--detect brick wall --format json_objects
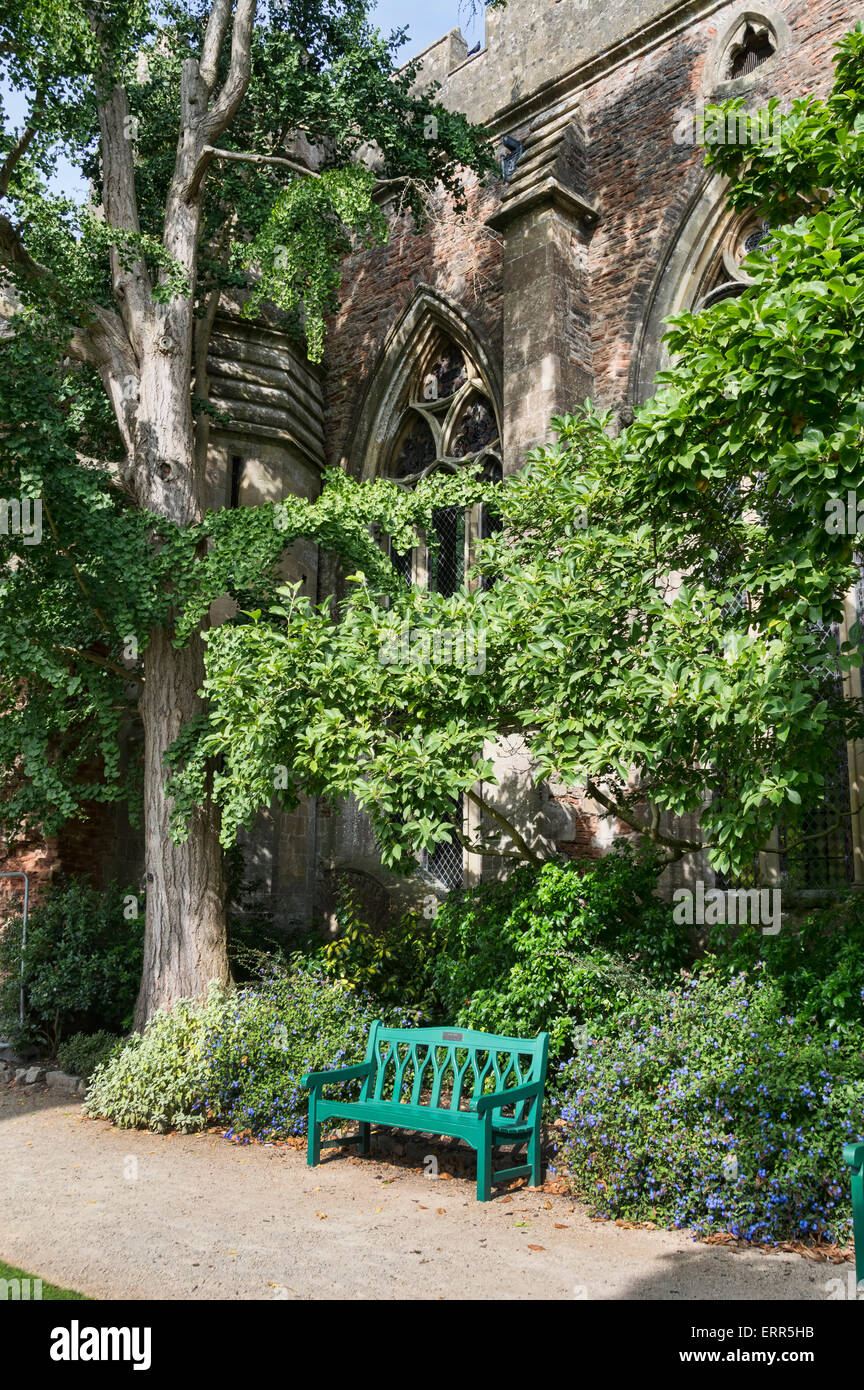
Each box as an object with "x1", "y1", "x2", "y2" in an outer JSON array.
[
  {"x1": 581, "y1": 0, "x2": 855, "y2": 412},
  {"x1": 323, "y1": 175, "x2": 505, "y2": 474}
]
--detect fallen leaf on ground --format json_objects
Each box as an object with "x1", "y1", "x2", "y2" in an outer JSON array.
[{"x1": 527, "y1": 1245, "x2": 546, "y2": 1251}]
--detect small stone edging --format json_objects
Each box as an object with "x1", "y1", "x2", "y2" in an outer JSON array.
[{"x1": 0, "y1": 1045, "x2": 87, "y2": 1097}]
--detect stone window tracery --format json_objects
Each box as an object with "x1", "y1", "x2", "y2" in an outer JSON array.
[
  {"x1": 695, "y1": 216, "x2": 772, "y2": 311},
  {"x1": 387, "y1": 343, "x2": 502, "y2": 491},
  {"x1": 382, "y1": 334, "x2": 502, "y2": 891}
]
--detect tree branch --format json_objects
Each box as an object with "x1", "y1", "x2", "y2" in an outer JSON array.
[
  {"x1": 53, "y1": 646, "x2": 143, "y2": 683},
  {"x1": 199, "y1": 0, "x2": 234, "y2": 94},
  {"x1": 0, "y1": 213, "x2": 51, "y2": 284},
  {"x1": 0, "y1": 107, "x2": 42, "y2": 199},
  {"x1": 96, "y1": 84, "x2": 152, "y2": 349},
  {"x1": 199, "y1": 0, "x2": 258, "y2": 144},
  {"x1": 584, "y1": 777, "x2": 708, "y2": 857},
  {"x1": 464, "y1": 785, "x2": 544, "y2": 864},
  {"x1": 201, "y1": 144, "x2": 320, "y2": 177}
]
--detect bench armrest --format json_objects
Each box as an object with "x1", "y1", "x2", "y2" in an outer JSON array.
[
  {"x1": 301, "y1": 1061, "x2": 375, "y2": 1091},
  {"x1": 473, "y1": 1078, "x2": 544, "y2": 1116},
  {"x1": 843, "y1": 1141, "x2": 864, "y2": 1174}
]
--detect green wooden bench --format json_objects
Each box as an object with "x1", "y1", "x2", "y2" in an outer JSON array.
[
  {"x1": 844, "y1": 1141, "x2": 864, "y2": 1291},
  {"x1": 301, "y1": 1022, "x2": 549, "y2": 1202}
]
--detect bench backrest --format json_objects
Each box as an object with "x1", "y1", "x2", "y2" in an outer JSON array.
[{"x1": 361, "y1": 1022, "x2": 548, "y2": 1120}]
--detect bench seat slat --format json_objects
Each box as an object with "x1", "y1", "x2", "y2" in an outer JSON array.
[{"x1": 316, "y1": 1098, "x2": 534, "y2": 1140}]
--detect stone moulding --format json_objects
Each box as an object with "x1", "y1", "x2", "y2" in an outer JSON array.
[
  {"x1": 342, "y1": 284, "x2": 503, "y2": 483},
  {"x1": 486, "y1": 175, "x2": 599, "y2": 235}
]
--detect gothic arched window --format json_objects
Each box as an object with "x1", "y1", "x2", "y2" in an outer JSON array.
[
  {"x1": 385, "y1": 337, "x2": 502, "y2": 595},
  {"x1": 694, "y1": 216, "x2": 772, "y2": 311},
  {"x1": 383, "y1": 336, "x2": 502, "y2": 890},
  {"x1": 726, "y1": 22, "x2": 776, "y2": 80}
]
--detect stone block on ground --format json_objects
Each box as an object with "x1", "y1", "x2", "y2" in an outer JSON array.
[{"x1": 46, "y1": 1070, "x2": 81, "y2": 1094}]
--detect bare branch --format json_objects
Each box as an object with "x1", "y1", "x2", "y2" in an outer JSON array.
[
  {"x1": 199, "y1": 0, "x2": 234, "y2": 94},
  {"x1": 202, "y1": 144, "x2": 320, "y2": 177},
  {"x1": 0, "y1": 214, "x2": 138, "y2": 434},
  {"x1": 54, "y1": 646, "x2": 143, "y2": 683},
  {"x1": 0, "y1": 92, "x2": 43, "y2": 198},
  {"x1": 0, "y1": 213, "x2": 52, "y2": 284},
  {"x1": 584, "y1": 777, "x2": 707, "y2": 857},
  {"x1": 96, "y1": 84, "x2": 152, "y2": 349},
  {"x1": 200, "y1": 0, "x2": 258, "y2": 144},
  {"x1": 464, "y1": 786, "x2": 545, "y2": 864}
]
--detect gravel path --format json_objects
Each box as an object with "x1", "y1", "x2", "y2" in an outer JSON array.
[{"x1": 0, "y1": 1087, "x2": 843, "y2": 1301}]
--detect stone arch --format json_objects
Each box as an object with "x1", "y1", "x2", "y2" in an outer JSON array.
[
  {"x1": 341, "y1": 284, "x2": 503, "y2": 482},
  {"x1": 628, "y1": 171, "x2": 769, "y2": 405},
  {"x1": 701, "y1": 5, "x2": 791, "y2": 98}
]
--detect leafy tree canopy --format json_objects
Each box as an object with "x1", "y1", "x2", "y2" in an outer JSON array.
[
  {"x1": 174, "y1": 29, "x2": 864, "y2": 880},
  {"x1": 0, "y1": 0, "x2": 497, "y2": 837}
]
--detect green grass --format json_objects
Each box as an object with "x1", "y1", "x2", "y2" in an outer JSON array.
[{"x1": 0, "y1": 1258, "x2": 90, "y2": 1300}]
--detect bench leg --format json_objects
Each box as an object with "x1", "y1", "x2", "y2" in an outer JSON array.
[
  {"x1": 529, "y1": 1124, "x2": 543, "y2": 1188},
  {"x1": 359, "y1": 1122, "x2": 371, "y2": 1157},
  {"x1": 307, "y1": 1094, "x2": 321, "y2": 1167},
  {"x1": 853, "y1": 1170, "x2": 864, "y2": 1290},
  {"x1": 477, "y1": 1126, "x2": 492, "y2": 1202}
]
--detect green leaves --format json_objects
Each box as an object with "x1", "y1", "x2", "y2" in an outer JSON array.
[
  {"x1": 192, "y1": 31, "x2": 864, "y2": 879},
  {"x1": 237, "y1": 165, "x2": 387, "y2": 361}
]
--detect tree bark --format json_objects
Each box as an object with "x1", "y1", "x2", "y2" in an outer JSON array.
[
  {"x1": 135, "y1": 627, "x2": 229, "y2": 1026},
  {"x1": 127, "y1": 20, "x2": 258, "y2": 1023}
]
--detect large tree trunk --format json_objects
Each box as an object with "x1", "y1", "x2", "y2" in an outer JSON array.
[
  {"x1": 132, "y1": 223, "x2": 231, "y2": 1025},
  {"x1": 97, "y1": 25, "x2": 258, "y2": 1025},
  {"x1": 135, "y1": 627, "x2": 229, "y2": 1026}
]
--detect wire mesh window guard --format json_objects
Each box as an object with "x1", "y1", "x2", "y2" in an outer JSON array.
[
  {"x1": 777, "y1": 754, "x2": 854, "y2": 889},
  {"x1": 777, "y1": 622, "x2": 855, "y2": 889},
  {"x1": 427, "y1": 505, "x2": 466, "y2": 597},
  {"x1": 713, "y1": 612, "x2": 856, "y2": 890},
  {"x1": 423, "y1": 794, "x2": 465, "y2": 891}
]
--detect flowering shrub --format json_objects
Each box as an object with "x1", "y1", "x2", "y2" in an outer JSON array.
[
  {"x1": 85, "y1": 966, "x2": 409, "y2": 1141},
  {"x1": 199, "y1": 963, "x2": 410, "y2": 1142},
  {"x1": 85, "y1": 986, "x2": 229, "y2": 1132},
  {"x1": 555, "y1": 965, "x2": 864, "y2": 1244}
]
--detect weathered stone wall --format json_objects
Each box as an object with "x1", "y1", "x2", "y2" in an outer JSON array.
[
  {"x1": 318, "y1": 0, "x2": 864, "y2": 897},
  {"x1": 581, "y1": 0, "x2": 853, "y2": 413}
]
